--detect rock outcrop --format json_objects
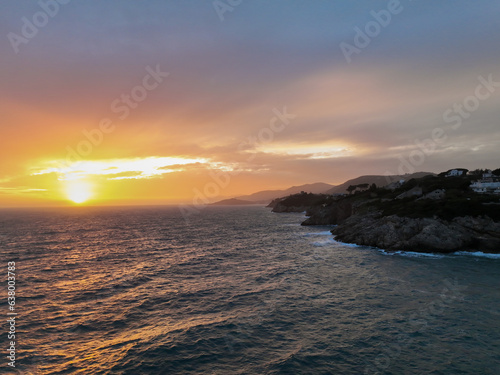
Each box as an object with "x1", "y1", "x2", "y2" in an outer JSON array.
[
  {"x1": 269, "y1": 193, "x2": 331, "y2": 213},
  {"x1": 331, "y1": 213, "x2": 500, "y2": 253},
  {"x1": 270, "y1": 172, "x2": 500, "y2": 253},
  {"x1": 301, "y1": 200, "x2": 353, "y2": 225},
  {"x1": 395, "y1": 186, "x2": 423, "y2": 200}
]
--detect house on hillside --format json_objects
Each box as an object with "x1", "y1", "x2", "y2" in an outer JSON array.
[
  {"x1": 445, "y1": 168, "x2": 468, "y2": 177},
  {"x1": 385, "y1": 179, "x2": 405, "y2": 191},
  {"x1": 470, "y1": 180, "x2": 500, "y2": 194},
  {"x1": 482, "y1": 170, "x2": 494, "y2": 180}
]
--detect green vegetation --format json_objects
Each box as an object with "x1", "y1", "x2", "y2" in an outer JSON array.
[
  {"x1": 276, "y1": 169, "x2": 500, "y2": 222},
  {"x1": 376, "y1": 194, "x2": 500, "y2": 221},
  {"x1": 276, "y1": 192, "x2": 332, "y2": 207},
  {"x1": 346, "y1": 183, "x2": 369, "y2": 194},
  {"x1": 405, "y1": 175, "x2": 471, "y2": 194},
  {"x1": 364, "y1": 174, "x2": 500, "y2": 221}
]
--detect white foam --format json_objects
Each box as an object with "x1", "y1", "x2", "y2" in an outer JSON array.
[
  {"x1": 307, "y1": 237, "x2": 500, "y2": 259},
  {"x1": 330, "y1": 236, "x2": 364, "y2": 248},
  {"x1": 453, "y1": 251, "x2": 500, "y2": 259},
  {"x1": 311, "y1": 238, "x2": 337, "y2": 247},
  {"x1": 341, "y1": 242, "x2": 365, "y2": 248},
  {"x1": 303, "y1": 231, "x2": 333, "y2": 237},
  {"x1": 376, "y1": 249, "x2": 500, "y2": 259},
  {"x1": 378, "y1": 250, "x2": 446, "y2": 259}
]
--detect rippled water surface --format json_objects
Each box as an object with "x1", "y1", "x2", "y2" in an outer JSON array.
[{"x1": 0, "y1": 206, "x2": 499, "y2": 374}]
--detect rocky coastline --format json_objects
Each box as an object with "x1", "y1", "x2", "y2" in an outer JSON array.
[
  {"x1": 270, "y1": 172, "x2": 500, "y2": 253},
  {"x1": 331, "y1": 213, "x2": 500, "y2": 253}
]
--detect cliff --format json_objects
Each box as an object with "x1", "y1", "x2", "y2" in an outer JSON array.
[
  {"x1": 268, "y1": 192, "x2": 332, "y2": 213},
  {"x1": 301, "y1": 198, "x2": 355, "y2": 225},
  {"x1": 271, "y1": 173, "x2": 500, "y2": 253},
  {"x1": 331, "y1": 214, "x2": 500, "y2": 253}
]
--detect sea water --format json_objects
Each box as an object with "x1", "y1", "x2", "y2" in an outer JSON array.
[{"x1": 0, "y1": 206, "x2": 499, "y2": 374}]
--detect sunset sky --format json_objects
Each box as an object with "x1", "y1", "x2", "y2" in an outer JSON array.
[{"x1": 1, "y1": 1, "x2": 500, "y2": 206}]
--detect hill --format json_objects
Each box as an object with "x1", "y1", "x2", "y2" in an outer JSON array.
[
  {"x1": 325, "y1": 172, "x2": 435, "y2": 195},
  {"x1": 209, "y1": 198, "x2": 257, "y2": 206},
  {"x1": 230, "y1": 174, "x2": 435, "y2": 204},
  {"x1": 236, "y1": 182, "x2": 335, "y2": 203}
]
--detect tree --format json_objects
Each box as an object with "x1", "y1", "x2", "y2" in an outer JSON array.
[
  {"x1": 347, "y1": 185, "x2": 356, "y2": 195},
  {"x1": 469, "y1": 168, "x2": 486, "y2": 177}
]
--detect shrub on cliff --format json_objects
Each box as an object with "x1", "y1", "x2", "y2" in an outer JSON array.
[{"x1": 276, "y1": 193, "x2": 331, "y2": 208}]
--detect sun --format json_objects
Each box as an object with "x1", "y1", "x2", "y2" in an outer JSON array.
[{"x1": 66, "y1": 180, "x2": 93, "y2": 204}]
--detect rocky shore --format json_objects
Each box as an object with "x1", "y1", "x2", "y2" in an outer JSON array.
[
  {"x1": 331, "y1": 213, "x2": 500, "y2": 253},
  {"x1": 270, "y1": 172, "x2": 500, "y2": 253}
]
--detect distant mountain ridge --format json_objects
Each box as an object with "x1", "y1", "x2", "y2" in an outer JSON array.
[
  {"x1": 325, "y1": 172, "x2": 435, "y2": 195},
  {"x1": 235, "y1": 182, "x2": 335, "y2": 203},
  {"x1": 209, "y1": 198, "x2": 256, "y2": 206},
  {"x1": 211, "y1": 172, "x2": 436, "y2": 205}
]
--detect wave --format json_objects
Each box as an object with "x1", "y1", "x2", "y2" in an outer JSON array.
[
  {"x1": 329, "y1": 236, "x2": 365, "y2": 248},
  {"x1": 303, "y1": 231, "x2": 333, "y2": 237},
  {"x1": 5, "y1": 205, "x2": 500, "y2": 374},
  {"x1": 453, "y1": 251, "x2": 500, "y2": 259},
  {"x1": 379, "y1": 250, "x2": 500, "y2": 259},
  {"x1": 377, "y1": 249, "x2": 500, "y2": 259},
  {"x1": 311, "y1": 238, "x2": 337, "y2": 247},
  {"x1": 378, "y1": 250, "x2": 446, "y2": 259}
]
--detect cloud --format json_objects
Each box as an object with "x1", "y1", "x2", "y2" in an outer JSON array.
[
  {"x1": 0, "y1": 187, "x2": 47, "y2": 194},
  {"x1": 31, "y1": 157, "x2": 211, "y2": 181},
  {"x1": 1, "y1": 1, "x2": 500, "y2": 205}
]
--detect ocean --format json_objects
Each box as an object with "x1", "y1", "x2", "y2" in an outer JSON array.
[{"x1": 1, "y1": 205, "x2": 499, "y2": 374}]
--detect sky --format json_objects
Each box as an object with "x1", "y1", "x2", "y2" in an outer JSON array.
[{"x1": 1, "y1": 0, "x2": 500, "y2": 206}]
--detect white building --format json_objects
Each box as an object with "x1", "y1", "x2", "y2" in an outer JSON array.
[
  {"x1": 482, "y1": 170, "x2": 494, "y2": 180},
  {"x1": 385, "y1": 179, "x2": 406, "y2": 191},
  {"x1": 470, "y1": 181, "x2": 500, "y2": 194},
  {"x1": 446, "y1": 169, "x2": 466, "y2": 177}
]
